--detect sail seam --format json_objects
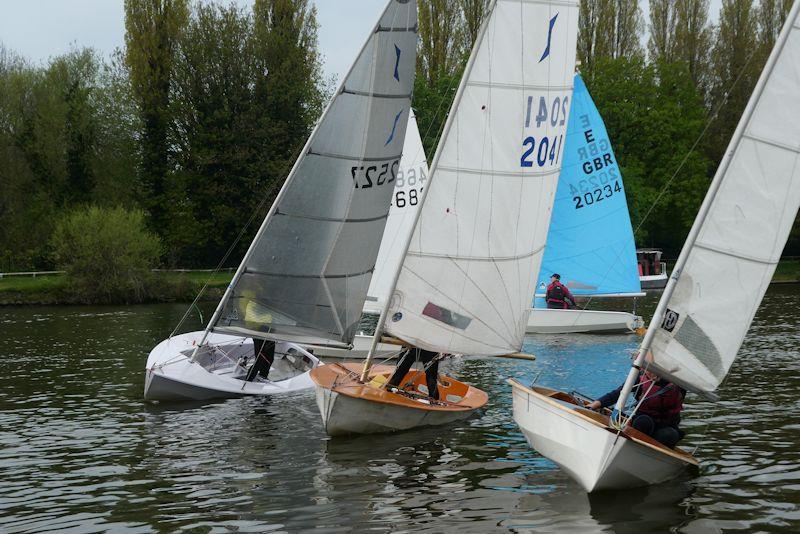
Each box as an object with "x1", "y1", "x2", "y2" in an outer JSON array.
[
  {"x1": 693, "y1": 242, "x2": 779, "y2": 265},
  {"x1": 376, "y1": 25, "x2": 418, "y2": 32},
  {"x1": 275, "y1": 209, "x2": 389, "y2": 224},
  {"x1": 406, "y1": 246, "x2": 543, "y2": 262},
  {"x1": 307, "y1": 150, "x2": 403, "y2": 162},
  {"x1": 467, "y1": 81, "x2": 573, "y2": 91},
  {"x1": 244, "y1": 267, "x2": 375, "y2": 279},
  {"x1": 742, "y1": 132, "x2": 800, "y2": 153},
  {"x1": 499, "y1": 0, "x2": 577, "y2": 7},
  {"x1": 342, "y1": 88, "x2": 413, "y2": 99},
  {"x1": 437, "y1": 165, "x2": 561, "y2": 177}
]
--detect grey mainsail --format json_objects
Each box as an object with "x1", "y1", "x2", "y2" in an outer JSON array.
[{"x1": 211, "y1": 0, "x2": 418, "y2": 347}]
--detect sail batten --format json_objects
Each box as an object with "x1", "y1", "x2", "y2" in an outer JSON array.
[
  {"x1": 641, "y1": 1, "x2": 800, "y2": 395},
  {"x1": 210, "y1": 0, "x2": 418, "y2": 346},
  {"x1": 385, "y1": 0, "x2": 580, "y2": 356}
]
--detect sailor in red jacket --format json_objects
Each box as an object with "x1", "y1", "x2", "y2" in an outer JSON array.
[
  {"x1": 588, "y1": 367, "x2": 686, "y2": 448},
  {"x1": 545, "y1": 273, "x2": 576, "y2": 309}
]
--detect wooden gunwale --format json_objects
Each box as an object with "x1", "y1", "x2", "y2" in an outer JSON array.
[
  {"x1": 508, "y1": 378, "x2": 699, "y2": 466},
  {"x1": 311, "y1": 363, "x2": 488, "y2": 412}
]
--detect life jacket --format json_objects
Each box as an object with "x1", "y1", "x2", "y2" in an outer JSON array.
[
  {"x1": 546, "y1": 282, "x2": 568, "y2": 307},
  {"x1": 635, "y1": 374, "x2": 684, "y2": 426}
]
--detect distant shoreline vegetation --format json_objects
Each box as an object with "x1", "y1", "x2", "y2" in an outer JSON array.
[
  {"x1": 2, "y1": 260, "x2": 799, "y2": 307},
  {"x1": 2, "y1": 1, "x2": 799, "y2": 285}
]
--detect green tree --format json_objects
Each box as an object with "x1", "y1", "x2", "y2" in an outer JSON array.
[
  {"x1": 51, "y1": 206, "x2": 162, "y2": 303},
  {"x1": 586, "y1": 58, "x2": 712, "y2": 253},
  {"x1": 124, "y1": 0, "x2": 189, "y2": 234},
  {"x1": 458, "y1": 0, "x2": 489, "y2": 52},
  {"x1": 708, "y1": 0, "x2": 760, "y2": 165},
  {"x1": 757, "y1": 0, "x2": 793, "y2": 53},
  {"x1": 648, "y1": 0, "x2": 678, "y2": 63},
  {"x1": 674, "y1": 0, "x2": 713, "y2": 93},
  {"x1": 418, "y1": 0, "x2": 464, "y2": 86},
  {"x1": 579, "y1": 0, "x2": 644, "y2": 77}
]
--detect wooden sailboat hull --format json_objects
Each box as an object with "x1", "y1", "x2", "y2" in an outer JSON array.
[
  {"x1": 525, "y1": 308, "x2": 644, "y2": 334},
  {"x1": 311, "y1": 363, "x2": 487, "y2": 436},
  {"x1": 144, "y1": 332, "x2": 320, "y2": 401},
  {"x1": 509, "y1": 379, "x2": 698, "y2": 492}
]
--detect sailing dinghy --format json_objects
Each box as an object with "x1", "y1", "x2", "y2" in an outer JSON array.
[
  {"x1": 144, "y1": 0, "x2": 419, "y2": 401},
  {"x1": 312, "y1": 111, "x2": 429, "y2": 361},
  {"x1": 528, "y1": 74, "x2": 644, "y2": 334},
  {"x1": 511, "y1": 0, "x2": 800, "y2": 491},
  {"x1": 312, "y1": 0, "x2": 581, "y2": 435}
]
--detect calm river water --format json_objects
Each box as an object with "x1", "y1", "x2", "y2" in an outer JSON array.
[{"x1": 1, "y1": 287, "x2": 799, "y2": 532}]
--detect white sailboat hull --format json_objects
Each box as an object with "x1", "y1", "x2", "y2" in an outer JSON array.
[
  {"x1": 308, "y1": 334, "x2": 402, "y2": 360},
  {"x1": 509, "y1": 380, "x2": 697, "y2": 492},
  {"x1": 639, "y1": 273, "x2": 668, "y2": 289},
  {"x1": 315, "y1": 385, "x2": 475, "y2": 437},
  {"x1": 525, "y1": 308, "x2": 643, "y2": 334},
  {"x1": 144, "y1": 332, "x2": 320, "y2": 401}
]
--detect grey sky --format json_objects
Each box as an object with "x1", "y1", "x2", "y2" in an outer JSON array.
[{"x1": 0, "y1": 0, "x2": 726, "y2": 81}]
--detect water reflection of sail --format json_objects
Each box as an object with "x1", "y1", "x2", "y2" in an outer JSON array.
[{"x1": 527, "y1": 74, "x2": 644, "y2": 334}]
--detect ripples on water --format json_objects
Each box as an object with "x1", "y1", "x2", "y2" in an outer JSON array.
[{"x1": 0, "y1": 288, "x2": 798, "y2": 532}]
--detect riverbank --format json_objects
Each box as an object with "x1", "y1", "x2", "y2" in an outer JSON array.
[
  {"x1": 3, "y1": 260, "x2": 800, "y2": 306},
  {"x1": 0, "y1": 271, "x2": 230, "y2": 306}
]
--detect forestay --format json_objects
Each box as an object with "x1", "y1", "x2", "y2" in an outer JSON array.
[
  {"x1": 535, "y1": 74, "x2": 641, "y2": 302},
  {"x1": 213, "y1": 0, "x2": 418, "y2": 347},
  {"x1": 365, "y1": 111, "x2": 429, "y2": 310},
  {"x1": 646, "y1": 2, "x2": 800, "y2": 394},
  {"x1": 386, "y1": 0, "x2": 579, "y2": 355}
]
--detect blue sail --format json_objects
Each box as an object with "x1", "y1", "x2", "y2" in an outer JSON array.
[{"x1": 535, "y1": 74, "x2": 641, "y2": 303}]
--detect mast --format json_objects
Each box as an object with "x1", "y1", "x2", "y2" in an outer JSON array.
[
  {"x1": 191, "y1": 0, "x2": 406, "y2": 360},
  {"x1": 359, "y1": 0, "x2": 498, "y2": 381},
  {"x1": 611, "y1": 0, "x2": 800, "y2": 423}
]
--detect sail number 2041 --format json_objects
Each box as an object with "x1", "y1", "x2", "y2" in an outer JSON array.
[{"x1": 520, "y1": 95, "x2": 569, "y2": 168}]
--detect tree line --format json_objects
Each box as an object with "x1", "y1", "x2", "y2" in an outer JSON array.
[
  {"x1": 0, "y1": 0, "x2": 326, "y2": 271},
  {"x1": 1, "y1": 0, "x2": 798, "y2": 275},
  {"x1": 412, "y1": 0, "x2": 799, "y2": 255}
]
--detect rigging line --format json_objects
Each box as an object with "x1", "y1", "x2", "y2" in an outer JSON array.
[{"x1": 554, "y1": 41, "x2": 764, "y2": 326}]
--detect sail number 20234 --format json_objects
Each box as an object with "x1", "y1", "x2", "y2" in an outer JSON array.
[{"x1": 520, "y1": 95, "x2": 569, "y2": 168}]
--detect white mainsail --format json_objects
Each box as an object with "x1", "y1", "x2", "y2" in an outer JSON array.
[
  {"x1": 210, "y1": 0, "x2": 418, "y2": 347},
  {"x1": 636, "y1": 1, "x2": 800, "y2": 395},
  {"x1": 384, "y1": 0, "x2": 580, "y2": 355},
  {"x1": 365, "y1": 111, "x2": 429, "y2": 312}
]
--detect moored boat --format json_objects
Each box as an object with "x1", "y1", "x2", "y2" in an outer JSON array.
[{"x1": 526, "y1": 308, "x2": 643, "y2": 334}]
